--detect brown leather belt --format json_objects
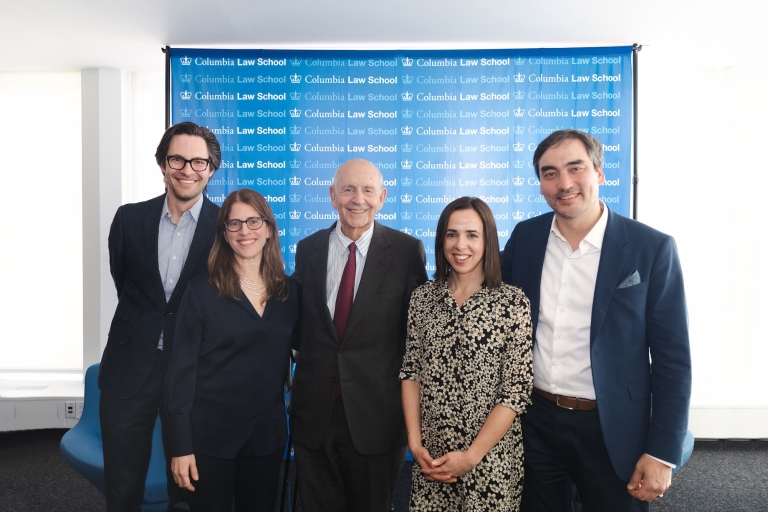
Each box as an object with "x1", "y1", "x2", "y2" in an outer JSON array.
[{"x1": 533, "y1": 387, "x2": 597, "y2": 411}]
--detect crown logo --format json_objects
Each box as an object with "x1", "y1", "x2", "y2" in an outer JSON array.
[
  {"x1": 401, "y1": 176, "x2": 412, "y2": 186},
  {"x1": 290, "y1": 142, "x2": 301, "y2": 152},
  {"x1": 402, "y1": 57, "x2": 413, "y2": 67},
  {"x1": 180, "y1": 56, "x2": 192, "y2": 65},
  {"x1": 401, "y1": 75, "x2": 413, "y2": 84},
  {"x1": 401, "y1": 210, "x2": 412, "y2": 220},
  {"x1": 512, "y1": 210, "x2": 524, "y2": 220},
  {"x1": 180, "y1": 74, "x2": 192, "y2": 83},
  {"x1": 290, "y1": 159, "x2": 301, "y2": 168},
  {"x1": 180, "y1": 90, "x2": 192, "y2": 100},
  {"x1": 289, "y1": 176, "x2": 301, "y2": 185},
  {"x1": 512, "y1": 193, "x2": 524, "y2": 202},
  {"x1": 401, "y1": 227, "x2": 412, "y2": 235},
  {"x1": 401, "y1": 109, "x2": 413, "y2": 118},
  {"x1": 400, "y1": 193, "x2": 412, "y2": 203},
  {"x1": 401, "y1": 91, "x2": 413, "y2": 101},
  {"x1": 180, "y1": 108, "x2": 191, "y2": 118},
  {"x1": 514, "y1": 125, "x2": 524, "y2": 135},
  {"x1": 290, "y1": 58, "x2": 302, "y2": 66},
  {"x1": 513, "y1": 107, "x2": 524, "y2": 117},
  {"x1": 290, "y1": 226, "x2": 301, "y2": 236},
  {"x1": 289, "y1": 210, "x2": 301, "y2": 220},
  {"x1": 289, "y1": 244, "x2": 297, "y2": 253},
  {"x1": 290, "y1": 73, "x2": 302, "y2": 84},
  {"x1": 401, "y1": 143, "x2": 413, "y2": 152},
  {"x1": 512, "y1": 175, "x2": 524, "y2": 185},
  {"x1": 514, "y1": 57, "x2": 525, "y2": 65},
  {"x1": 401, "y1": 125, "x2": 413, "y2": 135},
  {"x1": 513, "y1": 142, "x2": 524, "y2": 152},
  {"x1": 290, "y1": 125, "x2": 301, "y2": 135},
  {"x1": 401, "y1": 159, "x2": 413, "y2": 170},
  {"x1": 512, "y1": 159, "x2": 524, "y2": 169},
  {"x1": 513, "y1": 90, "x2": 525, "y2": 100},
  {"x1": 513, "y1": 73, "x2": 525, "y2": 82},
  {"x1": 290, "y1": 193, "x2": 301, "y2": 202},
  {"x1": 290, "y1": 108, "x2": 301, "y2": 118},
  {"x1": 290, "y1": 91, "x2": 301, "y2": 100}
]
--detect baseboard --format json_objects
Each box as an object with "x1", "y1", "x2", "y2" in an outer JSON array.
[
  {"x1": 687, "y1": 406, "x2": 768, "y2": 440},
  {"x1": 0, "y1": 398, "x2": 81, "y2": 432}
]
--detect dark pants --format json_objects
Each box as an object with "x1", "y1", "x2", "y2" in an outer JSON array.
[
  {"x1": 100, "y1": 350, "x2": 186, "y2": 512},
  {"x1": 189, "y1": 446, "x2": 284, "y2": 512},
  {"x1": 521, "y1": 391, "x2": 649, "y2": 512},
  {"x1": 294, "y1": 397, "x2": 406, "y2": 512}
]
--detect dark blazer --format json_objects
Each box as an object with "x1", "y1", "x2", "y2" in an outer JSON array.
[
  {"x1": 99, "y1": 194, "x2": 219, "y2": 399},
  {"x1": 165, "y1": 276, "x2": 298, "y2": 459},
  {"x1": 501, "y1": 209, "x2": 691, "y2": 482},
  {"x1": 290, "y1": 221, "x2": 428, "y2": 455}
]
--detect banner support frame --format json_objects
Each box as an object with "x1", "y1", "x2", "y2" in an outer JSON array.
[
  {"x1": 162, "y1": 46, "x2": 171, "y2": 129},
  {"x1": 632, "y1": 44, "x2": 642, "y2": 220}
]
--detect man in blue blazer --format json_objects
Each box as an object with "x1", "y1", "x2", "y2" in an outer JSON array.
[
  {"x1": 98, "y1": 122, "x2": 221, "y2": 511},
  {"x1": 501, "y1": 130, "x2": 691, "y2": 511}
]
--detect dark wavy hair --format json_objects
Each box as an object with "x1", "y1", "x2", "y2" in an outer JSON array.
[
  {"x1": 155, "y1": 121, "x2": 222, "y2": 171},
  {"x1": 208, "y1": 189, "x2": 289, "y2": 302},
  {"x1": 434, "y1": 196, "x2": 501, "y2": 289}
]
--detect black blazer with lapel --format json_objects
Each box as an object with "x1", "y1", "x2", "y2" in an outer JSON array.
[
  {"x1": 165, "y1": 276, "x2": 299, "y2": 459},
  {"x1": 99, "y1": 194, "x2": 219, "y2": 399},
  {"x1": 290, "y1": 222, "x2": 428, "y2": 455},
  {"x1": 501, "y1": 209, "x2": 692, "y2": 481}
]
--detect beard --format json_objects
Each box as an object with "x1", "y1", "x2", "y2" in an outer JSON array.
[{"x1": 164, "y1": 170, "x2": 204, "y2": 202}]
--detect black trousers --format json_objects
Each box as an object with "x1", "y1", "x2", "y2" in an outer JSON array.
[
  {"x1": 100, "y1": 350, "x2": 186, "y2": 512},
  {"x1": 294, "y1": 397, "x2": 406, "y2": 512},
  {"x1": 521, "y1": 392, "x2": 649, "y2": 512},
  {"x1": 189, "y1": 446, "x2": 284, "y2": 512}
]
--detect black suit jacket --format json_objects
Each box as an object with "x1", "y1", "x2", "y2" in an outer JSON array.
[
  {"x1": 99, "y1": 194, "x2": 219, "y2": 399},
  {"x1": 165, "y1": 276, "x2": 299, "y2": 459},
  {"x1": 290, "y1": 222, "x2": 428, "y2": 455}
]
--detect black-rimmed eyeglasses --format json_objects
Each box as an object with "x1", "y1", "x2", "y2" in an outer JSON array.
[
  {"x1": 224, "y1": 217, "x2": 267, "y2": 232},
  {"x1": 166, "y1": 156, "x2": 211, "y2": 172}
]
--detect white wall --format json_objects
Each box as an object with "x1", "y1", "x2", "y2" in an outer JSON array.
[{"x1": 0, "y1": 73, "x2": 83, "y2": 371}]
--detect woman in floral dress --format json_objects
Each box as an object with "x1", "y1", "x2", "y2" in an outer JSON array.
[{"x1": 400, "y1": 197, "x2": 533, "y2": 511}]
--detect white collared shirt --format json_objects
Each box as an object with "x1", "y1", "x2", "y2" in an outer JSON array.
[
  {"x1": 326, "y1": 222, "x2": 374, "y2": 319},
  {"x1": 533, "y1": 203, "x2": 608, "y2": 399}
]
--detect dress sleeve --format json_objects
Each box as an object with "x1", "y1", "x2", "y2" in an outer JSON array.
[
  {"x1": 496, "y1": 287, "x2": 534, "y2": 415},
  {"x1": 164, "y1": 283, "x2": 205, "y2": 457},
  {"x1": 399, "y1": 287, "x2": 423, "y2": 382}
]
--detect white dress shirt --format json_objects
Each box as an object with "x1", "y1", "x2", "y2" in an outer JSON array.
[
  {"x1": 534, "y1": 203, "x2": 608, "y2": 399},
  {"x1": 326, "y1": 222, "x2": 374, "y2": 319}
]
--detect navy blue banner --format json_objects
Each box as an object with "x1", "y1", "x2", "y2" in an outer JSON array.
[{"x1": 170, "y1": 47, "x2": 633, "y2": 272}]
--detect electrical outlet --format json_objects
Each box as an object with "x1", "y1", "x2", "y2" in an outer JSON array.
[
  {"x1": 65, "y1": 401, "x2": 76, "y2": 418},
  {"x1": 75, "y1": 401, "x2": 84, "y2": 419}
]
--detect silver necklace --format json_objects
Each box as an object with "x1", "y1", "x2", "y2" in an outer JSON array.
[{"x1": 239, "y1": 275, "x2": 265, "y2": 296}]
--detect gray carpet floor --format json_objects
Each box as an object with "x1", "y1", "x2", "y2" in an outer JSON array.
[{"x1": 0, "y1": 430, "x2": 765, "y2": 511}]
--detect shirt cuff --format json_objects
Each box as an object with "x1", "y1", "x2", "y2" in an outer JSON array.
[{"x1": 647, "y1": 454, "x2": 676, "y2": 469}]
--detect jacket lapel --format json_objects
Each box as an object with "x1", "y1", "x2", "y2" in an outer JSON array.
[
  {"x1": 590, "y1": 209, "x2": 629, "y2": 346},
  {"x1": 341, "y1": 222, "x2": 391, "y2": 345},
  {"x1": 526, "y1": 213, "x2": 553, "y2": 336},
  {"x1": 170, "y1": 197, "x2": 217, "y2": 305},
  {"x1": 145, "y1": 195, "x2": 167, "y2": 303},
  {"x1": 313, "y1": 225, "x2": 338, "y2": 342}
]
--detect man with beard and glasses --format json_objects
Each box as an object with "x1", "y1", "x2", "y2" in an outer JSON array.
[{"x1": 98, "y1": 122, "x2": 221, "y2": 511}]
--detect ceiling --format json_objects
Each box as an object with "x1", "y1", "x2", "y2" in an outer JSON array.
[{"x1": 0, "y1": 0, "x2": 757, "y2": 72}]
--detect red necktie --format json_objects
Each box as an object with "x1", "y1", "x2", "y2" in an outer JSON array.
[{"x1": 333, "y1": 241, "x2": 356, "y2": 398}]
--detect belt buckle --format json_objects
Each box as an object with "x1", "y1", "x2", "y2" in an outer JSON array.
[{"x1": 556, "y1": 395, "x2": 577, "y2": 410}]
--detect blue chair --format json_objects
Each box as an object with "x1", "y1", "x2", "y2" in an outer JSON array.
[
  {"x1": 673, "y1": 428, "x2": 695, "y2": 475},
  {"x1": 60, "y1": 363, "x2": 169, "y2": 512}
]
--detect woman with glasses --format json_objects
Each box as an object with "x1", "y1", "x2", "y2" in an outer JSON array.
[
  {"x1": 400, "y1": 197, "x2": 533, "y2": 511},
  {"x1": 165, "y1": 188, "x2": 298, "y2": 512}
]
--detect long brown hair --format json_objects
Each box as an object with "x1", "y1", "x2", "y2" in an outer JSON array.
[
  {"x1": 434, "y1": 196, "x2": 502, "y2": 289},
  {"x1": 208, "y1": 189, "x2": 290, "y2": 302}
]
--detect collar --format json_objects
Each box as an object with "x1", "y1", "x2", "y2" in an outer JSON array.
[
  {"x1": 550, "y1": 201, "x2": 608, "y2": 251},
  {"x1": 161, "y1": 194, "x2": 204, "y2": 223},
  {"x1": 333, "y1": 221, "x2": 374, "y2": 258}
]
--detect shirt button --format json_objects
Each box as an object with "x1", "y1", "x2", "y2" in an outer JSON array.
[
  {"x1": 552, "y1": 385, "x2": 558, "y2": 391},
  {"x1": 559, "y1": 307, "x2": 564, "y2": 313},
  {"x1": 556, "y1": 334, "x2": 561, "y2": 339},
  {"x1": 177, "y1": 232, "x2": 181, "y2": 237},
  {"x1": 554, "y1": 360, "x2": 560, "y2": 365},
  {"x1": 562, "y1": 282, "x2": 568, "y2": 287},
  {"x1": 173, "y1": 255, "x2": 177, "y2": 260},
  {"x1": 169, "y1": 279, "x2": 174, "y2": 284}
]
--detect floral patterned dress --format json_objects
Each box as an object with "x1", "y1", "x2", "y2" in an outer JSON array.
[{"x1": 400, "y1": 280, "x2": 533, "y2": 511}]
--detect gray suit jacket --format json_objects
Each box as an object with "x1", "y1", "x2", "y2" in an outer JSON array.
[{"x1": 290, "y1": 221, "x2": 428, "y2": 455}]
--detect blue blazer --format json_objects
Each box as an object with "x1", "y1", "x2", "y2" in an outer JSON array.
[
  {"x1": 165, "y1": 275, "x2": 299, "y2": 459},
  {"x1": 501, "y1": 209, "x2": 691, "y2": 481}
]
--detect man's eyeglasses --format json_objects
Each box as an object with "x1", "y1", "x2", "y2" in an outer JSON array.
[
  {"x1": 225, "y1": 217, "x2": 267, "y2": 232},
  {"x1": 166, "y1": 156, "x2": 211, "y2": 172}
]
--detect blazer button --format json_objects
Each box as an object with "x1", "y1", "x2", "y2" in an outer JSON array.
[
  {"x1": 337, "y1": 348, "x2": 344, "y2": 353},
  {"x1": 164, "y1": 311, "x2": 173, "y2": 317},
  {"x1": 151, "y1": 340, "x2": 158, "y2": 347}
]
